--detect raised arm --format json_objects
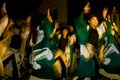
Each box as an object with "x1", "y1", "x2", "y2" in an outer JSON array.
[
  {"x1": 47, "y1": 9, "x2": 53, "y2": 23},
  {"x1": 20, "y1": 16, "x2": 31, "y2": 63},
  {"x1": 102, "y1": 8, "x2": 108, "y2": 20}
]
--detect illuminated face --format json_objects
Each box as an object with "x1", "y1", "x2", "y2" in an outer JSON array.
[
  {"x1": 89, "y1": 16, "x2": 98, "y2": 29},
  {"x1": 62, "y1": 29, "x2": 68, "y2": 38}
]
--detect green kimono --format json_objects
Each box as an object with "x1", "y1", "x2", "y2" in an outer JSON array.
[
  {"x1": 33, "y1": 17, "x2": 54, "y2": 50},
  {"x1": 74, "y1": 13, "x2": 90, "y2": 45},
  {"x1": 74, "y1": 13, "x2": 95, "y2": 77},
  {"x1": 31, "y1": 17, "x2": 55, "y2": 79},
  {"x1": 102, "y1": 21, "x2": 120, "y2": 74},
  {"x1": 75, "y1": 56, "x2": 95, "y2": 77}
]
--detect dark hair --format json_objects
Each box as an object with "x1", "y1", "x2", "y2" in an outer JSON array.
[
  {"x1": 10, "y1": 34, "x2": 22, "y2": 49},
  {"x1": 0, "y1": 0, "x2": 5, "y2": 18},
  {"x1": 89, "y1": 12, "x2": 98, "y2": 20},
  {"x1": 89, "y1": 13, "x2": 96, "y2": 19},
  {"x1": 0, "y1": 0, "x2": 5, "y2": 8}
]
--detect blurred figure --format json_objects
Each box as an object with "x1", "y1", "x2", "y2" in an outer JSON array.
[
  {"x1": 0, "y1": 1, "x2": 9, "y2": 77},
  {"x1": 99, "y1": 9, "x2": 120, "y2": 75},
  {"x1": 53, "y1": 26, "x2": 70, "y2": 79},
  {"x1": 0, "y1": 1, "x2": 9, "y2": 38},
  {"x1": 67, "y1": 25, "x2": 78, "y2": 78},
  {"x1": 31, "y1": 9, "x2": 56, "y2": 79},
  {"x1": 74, "y1": 1, "x2": 95, "y2": 80}
]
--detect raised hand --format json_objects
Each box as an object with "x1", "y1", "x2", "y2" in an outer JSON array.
[
  {"x1": 47, "y1": 9, "x2": 53, "y2": 23},
  {"x1": 102, "y1": 8, "x2": 108, "y2": 20},
  {"x1": 26, "y1": 16, "x2": 31, "y2": 23},
  {"x1": 83, "y1": 2, "x2": 91, "y2": 14}
]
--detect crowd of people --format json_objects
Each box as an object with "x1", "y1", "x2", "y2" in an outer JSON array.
[
  {"x1": 0, "y1": 0, "x2": 120, "y2": 80},
  {"x1": 0, "y1": 0, "x2": 32, "y2": 79}
]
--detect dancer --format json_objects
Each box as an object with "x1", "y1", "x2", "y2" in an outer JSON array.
[{"x1": 31, "y1": 9, "x2": 55, "y2": 79}]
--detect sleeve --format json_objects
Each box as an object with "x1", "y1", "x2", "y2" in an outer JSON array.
[
  {"x1": 42, "y1": 17, "x2": 54, "y2": 38},
  {"x1": 74, "y1": 13, "x2": 89, "y2": 44}
]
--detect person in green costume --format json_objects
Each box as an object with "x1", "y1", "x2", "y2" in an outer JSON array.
[
  {"x1": 74, "y1": 1, "x2": 95, "y2": 79},
  {"x1": 74, "y1": 1, "x2": 91, "y2": 46},
  {"x1": 99, "y1": 12, "x2": 120, "y2": 74},
  {"x1": 31, "y1": 9, "x2": 56, "y2": 79},
  {"x1": 96, "y1": 8, "x2": 108, "y2": 50},
  {"x1": 75, "y1": 14, "x2": 100, "y2": 80},
  {"x1": 74, "y1": 2, "x2": 109, "y2": 79}
]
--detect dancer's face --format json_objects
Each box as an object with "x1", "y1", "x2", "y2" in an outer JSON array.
[
  {"x1": 89, "y1": 16, "x2": 98, "y2": 29},
  {"x1": 62, "y1": 29, "x2": 68, "y2": 38}
]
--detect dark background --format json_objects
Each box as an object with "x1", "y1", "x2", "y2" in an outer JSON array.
[
  {"x1": 2, "y1": 0, "x2": 120, "y2": 24},
  {"x1": 68, "y1": 0, "x2": 120, "y2": 25},
  {"x1": 5, "y1": 0, "x2": 43, "y2": 20}
]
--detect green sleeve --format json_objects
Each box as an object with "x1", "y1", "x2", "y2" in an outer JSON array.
[
  {"x1": 42, "y1": 17, "x2": 54, "y2": 36},
  {"x1": 74, "y1": 13, "x2": 89, "y2": 44}
]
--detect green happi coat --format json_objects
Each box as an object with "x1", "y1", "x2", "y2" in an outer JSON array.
[
  {"x1": 74, "y1": 13, "x2": 95, "y2": 77},
  {"x1": 31, "y1": 17, "x2": 55, "y2": 79},
  {"x1": 74, "y1": 13, "x2": 90, "y2": 45},
  {"x1": 102, "y1": 21, "x2": 120, "y2": 74},
  {"x1": 33, "y1": 17, "x2": 54, "y2": 50}
]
